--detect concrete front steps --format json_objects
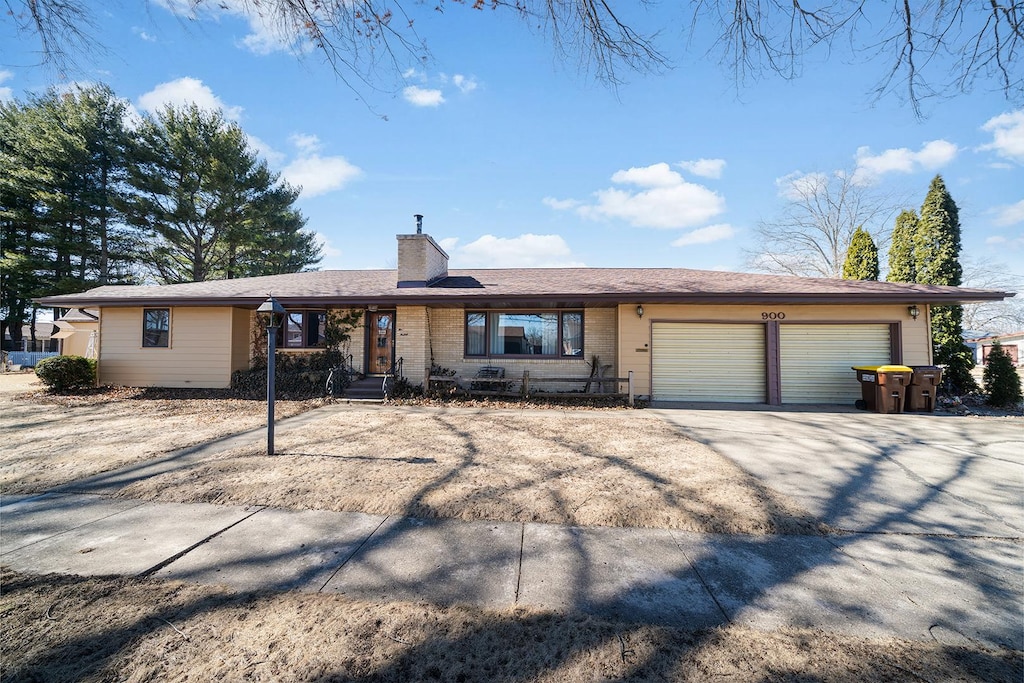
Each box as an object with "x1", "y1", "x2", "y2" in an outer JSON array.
[{"x1": 343, "y1": 376, "x2": 386, "y2": 401}]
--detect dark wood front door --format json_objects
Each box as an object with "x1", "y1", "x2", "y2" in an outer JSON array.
[{"x1": 367, "y1": 311, "x2": 395, "y2": 375}]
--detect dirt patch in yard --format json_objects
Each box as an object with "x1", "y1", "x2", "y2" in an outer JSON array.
[
  {"x1": 114, "y1": 406, "x2": 825, "y2": 535},
  {"x1": 1, "y1": 569, "x2": 1019, "y2": 683},
  {"x1": 0, "y1": 387, "x2": 319, "y2": 494}
]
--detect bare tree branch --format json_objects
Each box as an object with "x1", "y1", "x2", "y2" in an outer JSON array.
[
  {"x1": 746, "y1": 170, "x2": 901, "y2": 279},
  {"x1": 4, "y1": 1, "x2": 1021, "y2": 113}
]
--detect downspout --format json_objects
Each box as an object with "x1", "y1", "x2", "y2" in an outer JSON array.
[{"x1": 925, "y1": 304, "x2": 933, "y2": 365}]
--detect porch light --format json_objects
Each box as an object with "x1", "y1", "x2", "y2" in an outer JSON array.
[
  {"x1": 636, "y1": 304, "x2": 644, "y2": 319},
  {"x1": 256, "y1": 295, "x2": 286, "y2": 455},
  {"x1": 908, "y1": 304, "x2": 920, "y2": 320}
]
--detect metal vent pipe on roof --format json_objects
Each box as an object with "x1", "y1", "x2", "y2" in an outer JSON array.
[{"x1": 414, "y1": 214, "x2": 423, "y2": 234}]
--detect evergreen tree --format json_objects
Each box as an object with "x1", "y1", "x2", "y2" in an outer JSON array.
[
  {"x1": 916, "y1": 175, "x2": 977, "y2": 395},
  {"x1": 842, "y1": 226, "x2": 879, "y2": 280},
  {"x1": 982, "y1": 341, "x2": 1022, "y2": 408},
  {"x1": 1, "y1": 85, "x2": 136, "y2": 347},
  {"x1": 122, "y1": 104, "x2": 321, "y2": 284},
  {"x1": 886, "y1": 209, "x2": 918, "y2": 282}
]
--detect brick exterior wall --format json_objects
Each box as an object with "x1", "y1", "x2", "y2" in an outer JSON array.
[
  {"x1": 397, "y1": 234, "x2": 449, "y2": 284},
  {"x1": 419, "y1": 307, "x2": 619, "y2": 391}
]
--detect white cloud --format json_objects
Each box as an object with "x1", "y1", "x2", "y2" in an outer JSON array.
[
  {"x1": 980, "y1": 109, "x2": 1024, "y2": 163},
  {"x1": 985, "y1": 236, "x2": 1007, "y2": 245},
  {"x1": 452, "y1": 74, "x2": 478, "y2": 93},
  {"x1": 281, "y1": 153, "x2": 362, "y2": 198},
  {"x1": 993, "y1": 199, "x2": 1024, "y2": 226},
  {"x1": 449, "y1": 234, "x2": 585, "y2": 268},
  {"x1": 289, "y1": 133, "x2": 321, "y2": 155},
  {"x1": 315, "y1": 232, "x2": 342, "y2": 257},
  {"x1": 671, "y1": 223, "x2": 736, "y2": 247},
  {"x1": 137, "y1": 77, "x2": 243, "y2": 119},
  {"x1": 0, "y1": 70, "x2": 13, "y2": 102},
  {"x1": 438, "y1": 237, "x2": 460, "y2": 252},
  {"x1": 570, "y1": 163, "x2": 725, "y2": 229},
  {"x1": 542, "y1": 197, "x2": 582, "y2": 211},
  {"x1": 133, "y1": 27, "x2": 157, "y2": 42},
  {"x1": 676, "y1": 158, "x2": 726, "y2": 179},
  {"x1": 247, "y1": 134, "x2": 286, "y2": 166},
  {"x1": 852, "y1": 139, "x2": 958, "y2": 185},
  {"x1": 776, "y1": 171, "x2": 829, "y2": 200},
  {"x1": 403, "y1": 86, "x2": 445, "y2": 107}
]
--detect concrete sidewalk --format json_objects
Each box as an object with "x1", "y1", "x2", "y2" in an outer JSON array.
[
  {"x1": 2, "y1": 491, "x2": 1020, "y2": 650},
  {"x1": 2, "y1": 403, "x2": 1021, "y2": 652}
]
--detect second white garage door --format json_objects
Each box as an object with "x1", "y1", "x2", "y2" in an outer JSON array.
[
  {"x1": 652, "y1": 323, "x2": 766, "y2": 402},
  {"x1": 779, "y1": 323, "x2": 892, "y2": 404}
]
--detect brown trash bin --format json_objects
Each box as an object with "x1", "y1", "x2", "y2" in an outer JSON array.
[
  {"x1": 875, "y1": 365, "x2": 913, "y2": 413},
  {"x1": 852, "y1": 366, "x2": 881, "y2": 411},
  {"x1": 906, "y1": 365, "x2": 943, "y2": 412}
]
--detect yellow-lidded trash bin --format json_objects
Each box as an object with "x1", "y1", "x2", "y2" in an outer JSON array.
[
  {"x1": 876, "y1": 365, "x2": 913, "y2": 413},
  {"x1": 906, "y1": 365, "x2": 943, "y2": 412},
  {"x1": 852, "y1": 365, "x2": 913, "y2": 413}
]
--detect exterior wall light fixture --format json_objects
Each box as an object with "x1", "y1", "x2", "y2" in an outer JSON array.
[
  {"x1": 908, "y1": 304, "x2": 920, "y2": 320},
  {"x1": 636, "y1": 304, "x2": 644, "y2": 319}
]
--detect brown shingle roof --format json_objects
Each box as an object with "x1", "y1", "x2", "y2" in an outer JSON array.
[{"x1": 35, "y1": 267, "x2": 1013, "y2": 308}]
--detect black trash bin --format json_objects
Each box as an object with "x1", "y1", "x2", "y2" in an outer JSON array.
[{"x1": 906, "y1": 365, "x2": 943, "y2": 412}]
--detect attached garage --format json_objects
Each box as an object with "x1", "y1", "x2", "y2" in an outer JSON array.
[
  {"x1": 651, "y1": 322, "x2": 766, "y2": 402},
  {"x1": 779, "y1": 323, "x2": 893, "y2": 404}
]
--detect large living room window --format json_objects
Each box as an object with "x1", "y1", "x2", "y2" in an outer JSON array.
[
  {"x1": 281, "y1": 310, "x2": 327, "y2": 348},
  {"x1": 142, "y1": 308, "x2": 170, "y2": 348},
  {"x1": 466, "y1": 311, "x2": 583, "y2": 358}
]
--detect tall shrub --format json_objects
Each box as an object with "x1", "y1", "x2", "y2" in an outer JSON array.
[
  {"x1": 842, "y1": 226, "x2": 879, "y2": 280},
  {"x1": 983, "y1": 341, "x2": 1022, "y2": 408},
  {"x1": 916, "y1": 176, "x2": 976, "y2": 395}
]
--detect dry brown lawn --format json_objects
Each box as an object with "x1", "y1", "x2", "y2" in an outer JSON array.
[
  {"x1": 114, "y1": 407, "x2": 825, "y2": 535},
  {"x1": 2, "y1": 569, "x2": 1019, "y2": 683},
  {"x1": 0, "y1": 386, "x2": 317, "y2": 494}
]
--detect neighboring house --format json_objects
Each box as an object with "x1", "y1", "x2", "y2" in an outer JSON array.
[
  {"x1": 36, "y1": 230, "x2": 1014, "y2": 405},
  {"x1": 52, "y1": 308, "x2": 100, "y2": 359},
  {"x1": 2, "y1": 322, "x2": 59, "y2": 353},
  {"x1": 966, "y1": 331, "x2": 1024, "y2": 366}
]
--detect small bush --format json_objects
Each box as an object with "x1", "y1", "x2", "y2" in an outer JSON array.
[
  {"x1": 35, "y1": 355, "x2": 97, "y2": 392},
  {"x1": 983, "y1": 341, "x2": 1022, "y2": 408},
  {"x1": 231, "y1": 350, "x2": 342, "y2": 400}
]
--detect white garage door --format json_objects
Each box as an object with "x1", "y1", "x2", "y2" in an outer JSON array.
[
  {"x1": 652, "y1": 323, "x2": 766, "y2": 402},
  {"x1": 779, "y1": 324, "x2": 891, "y2": 404}
]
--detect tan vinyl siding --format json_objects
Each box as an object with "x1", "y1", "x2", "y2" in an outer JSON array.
[
  {"x1": 61, "y1": 322, "x2": 98, "y2": 358},
  {"x1": 620, "y1": 303, "x2": 927, "y2": 398},
  {"x1": 99, "y1": 307, "x2": 235, "y2": 388},
  {"x1": 424, "y1": 307, "x2": 618, "y2": 389},
  {"x1": 230, "y1": 308, "x2": 252, "y2": 374}
]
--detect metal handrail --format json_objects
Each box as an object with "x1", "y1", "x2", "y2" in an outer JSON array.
[
  {"x1": 382, "y1": 356, "x2": 403, "y2": 398},
  {"x1": 326, "y1": 353, "x2": 357, "y2": 397}
]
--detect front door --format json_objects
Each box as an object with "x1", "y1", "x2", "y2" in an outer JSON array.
[{"x1": 367, "y1": 311, "x2": 395, "y2": 375}]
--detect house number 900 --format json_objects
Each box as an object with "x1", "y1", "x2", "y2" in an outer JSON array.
[{"x1": 761, "y1": 312, "x2": 786, "y2": 320}]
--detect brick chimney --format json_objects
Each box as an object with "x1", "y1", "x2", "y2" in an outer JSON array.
[{"x1": 397, "y1": 215, "x2": 448, "y2": 287}]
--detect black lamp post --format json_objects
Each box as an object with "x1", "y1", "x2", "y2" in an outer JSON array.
[{"x1": 256, "y1": 295, "x2": 286, "y2": 455}]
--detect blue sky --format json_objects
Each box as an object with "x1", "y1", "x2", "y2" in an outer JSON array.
[{"x1": 2, "y1": 2, "x2": 1022, "y2": 284}]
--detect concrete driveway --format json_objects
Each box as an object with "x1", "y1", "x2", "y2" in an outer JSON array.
[{"x1": 649, "y1": 404, "x2": 1022, "y2": 538}]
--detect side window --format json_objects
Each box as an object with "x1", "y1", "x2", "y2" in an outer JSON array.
[{"x1": 142, "y1": 308, "x2": 170, "y2": 348}]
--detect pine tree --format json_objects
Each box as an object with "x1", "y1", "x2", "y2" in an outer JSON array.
[
  {"x1": 886, "y1": 209, "x2": 918, "y2": 282},
  {"x1": 122, "y1": 104, "x2": 321, "y2": 283},
  {"x1": 983, "y1": 341, "x2": 1022, "y2": 408},
  {"x1": 916, "y1": 175, "x2": 977, "y2": 395},
  {"x1": 842, "y1": 226, "x2": 879, "y2": 280}
]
